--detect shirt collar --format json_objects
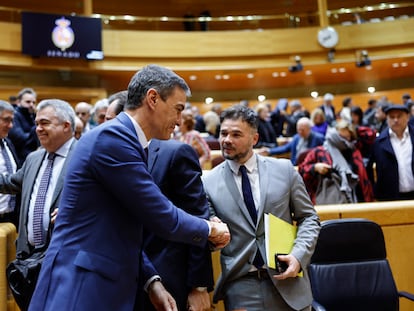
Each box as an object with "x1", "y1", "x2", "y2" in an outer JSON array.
[
  {"x1": 125, "y1": 112, "x2": 149, "y2": 149},
  {"x1": 53, "y1": 137, "x2": 75, "y2": 158},
  {"x1": 228, "y1": 153, "x2": 257, "y2": 175},
  {"x1": 389, "y1": 126, "x2": 409, "y2": 140}
]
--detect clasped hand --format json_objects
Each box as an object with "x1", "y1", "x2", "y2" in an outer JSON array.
[{"x1": 208, "y1": 221, "x2": 230, "y2": 249}]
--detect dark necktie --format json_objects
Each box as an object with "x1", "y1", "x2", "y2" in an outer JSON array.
[
  {"x1": 33, "y1": 152, "x2": 56, "y2": 246},
  {"x1": 239, "y1": 165, "x2": 264, "y2": 268},
  {"x1": 0, "y1": 139, "x2": 16, "y2": 211},
  {"x1": 240, "y1": 165, "x2": 257, "y2": 224}
]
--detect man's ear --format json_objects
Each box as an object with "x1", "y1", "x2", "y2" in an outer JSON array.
[
  {"x1": 146, "y1": 89, "x2": 158, "y2": 110},
  {"x1": 252, "y1": 132, "x2": 259, "y2": 145}
]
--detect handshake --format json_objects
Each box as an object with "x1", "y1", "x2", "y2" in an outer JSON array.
[{"x1": 207, "y1": 217, "x2": 230, "y2": 249}]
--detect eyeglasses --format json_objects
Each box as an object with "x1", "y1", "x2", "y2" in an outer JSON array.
[{"x1": 0, "y1": 117, "x2": 13, "y2": 124}]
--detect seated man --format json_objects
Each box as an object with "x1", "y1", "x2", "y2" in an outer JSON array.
[{"x1": 260, "y1": 117, "x2": 325, "y2": 165}]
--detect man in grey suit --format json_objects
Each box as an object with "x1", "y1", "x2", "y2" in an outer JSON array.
[
  {"x1": 203, "y1": 105, "x2": 320, "y2": 311},
  {"x1": 0, "y1": 99, "x2": 76, "y2": 309}
]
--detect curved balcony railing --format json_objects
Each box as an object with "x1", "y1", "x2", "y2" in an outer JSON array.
[{"x1": 0, "y1": 2, "x2": 413, "y2": 31}]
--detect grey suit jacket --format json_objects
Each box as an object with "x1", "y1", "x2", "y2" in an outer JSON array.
[
  {"x1": 0, "y1": 139, "x2": 77, "y2": 256},
  {"x1": 202, "y1": 155, "x2": 320, "y2": 310}
]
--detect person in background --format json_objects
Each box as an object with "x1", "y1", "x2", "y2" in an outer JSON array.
[
  {"x1": 402, "y1": 93, "x2": 412, "y2": 107},
  {"x1": 284, "y1": 100, "x2": 308, "y2": 137},
  {"x1": 8, "y1": 87, "x2": 40, "y2": 165},
  {"x1": 319, "y1": 93, "x2": 336, "y2": 126},
  {"x1": 260, "y1": 117, "x2": 325, "y2": 165},
  {"x1": 0, "y1": 100, "x2": 20, "y2": 227},
  {"x1": 8, "y1": 95, "x2": 18, "y2": 108},
  {"x1": 363, "y1": 98, "x2": 377, "y2": 128},
  {"x1": 371, "y1": 104, "x2": 414, "y2": 201},
  {"x1": 74, "y1": 102, "x2": 92, "y2": 133},
  {"x1": 92, "y1": 98, "x2": 109, "y2": 126},
  {"x1": 310, "y1": 108, "x2": 329, "y2": 137},
  {"x1": 29, "y1": 64, "x2": 230, "y2": 311},
  {"x1": 105, "y1": 90, "x2": 128, "y2": 122},
  {"x1": 374, "y1": 101, "x2": 389, "y2": 135},
  {"x1": 299, "y1": 120, "x2": 374, "y2": 204},
  {"x1": 339, "y1": 97, "x2": 353, "y2": 123},
  {"x1": 1, "y1": 99, "x2": 77, "y2": 310},
  {"x1": 179, "y1": 109, "x2": 211, "y2": 168},
  {"x1": 270, "y1": 98, "x2": 288, "y2": 137},
  {"x1": 138, "y1": 138, "x2": 214, "y2": 311},
  {"x1": 203, "y1": 104, "x2": 320, "y2": 311},
  {"x1": 351, "y1": 106, "x2": 376, "y2": 166},
  {"x1": 191, "y1": 105, "x2": 206, "y2": 133},
  {"x1": 74, "y1": 116, "x2": 84, "y2": 140},
  {"x1": 255, "y1": 103, "x2": 277, "y2": 148}
]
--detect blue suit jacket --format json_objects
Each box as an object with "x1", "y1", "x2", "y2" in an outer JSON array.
[
  {"x1": 29, "y1": 112, "x2": 210, "y2": 311},
  {"x1": 372, "y1": 125, "x2": 414, "y2": 200},
  {"x1": 139, "y1": 139, "x2": 214, "y2": 310},
  {"x1": 269, "y1": 131, "x2": 325, "y2": 165}
]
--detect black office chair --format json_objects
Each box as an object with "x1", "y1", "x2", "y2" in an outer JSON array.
[{"x1": 309, "y1": 218, "x2": 414, "y2": 311}]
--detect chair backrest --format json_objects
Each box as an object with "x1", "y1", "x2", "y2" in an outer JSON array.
[{"x1": 309, "y1": 218, "x2": 399, "y2": 311}]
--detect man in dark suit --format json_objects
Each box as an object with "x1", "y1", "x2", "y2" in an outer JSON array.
[
  {"x1": 138, "y1": 139, "x2": 214, "y2": 311},
  {"x1": 30, "y1": 65, "x2": 230, "y2": 311},
  {"x1": 260, "y1": 117, "x2": 325, "y2": 165},
  {"x1": 0, "y1": 99, "x2": 77, "y2": 310},
  {"x1": 8, "y1": 87, "x2": 40, "y2": 165},
  {"x1": 319, "y1": 93, "x2": 336, "y2": 126},
  {"x1": 0, "y1": 100, "x2": 20, "y2": 227},
  {"x1": 371, "y1": 104, "x2": 414, "y2": 201}
]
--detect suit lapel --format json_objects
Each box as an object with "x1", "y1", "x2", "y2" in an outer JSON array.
[
  {"x1": 257, "y1": 156, "x2": 269, "y2": 221},
  {"x1": 148, "y1": 140, "x2": 160, "y2": 173},
  {"x1": 223, "y1": 161, "x2": 256, "y2": 228},
  {"x1": 50, "y1": 139, "x2": 77, "y2": 206}
]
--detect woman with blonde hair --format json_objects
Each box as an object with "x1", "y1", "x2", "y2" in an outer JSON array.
[{"x1": 310, "y1": 107, "x2": 329, "y2": 136}]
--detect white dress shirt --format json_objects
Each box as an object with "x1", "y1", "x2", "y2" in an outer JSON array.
[
  {"x1": 27, "y1": 138, "x2": 74, "y2": 245},
  {"x1": 389, "y1": 127, "x2": 414, "y2": 192}
]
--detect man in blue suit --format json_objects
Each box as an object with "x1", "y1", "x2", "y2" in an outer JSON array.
[
  {"x1": 260, "y1": 117, "x2": 325, "y2": 165},
  {"x1": 29, "y1": 65, "x2": 230, "y2": 311},
  {"x1": 138, "y1": 139, "x2": 214, "y2": 311}
]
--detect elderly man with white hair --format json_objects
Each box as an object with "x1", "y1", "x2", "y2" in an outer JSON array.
[{"x1": 259, "y1": 117, "x2": 325, "y2": 165}]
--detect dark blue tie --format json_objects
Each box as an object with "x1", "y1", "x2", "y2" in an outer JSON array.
[
  {"x1": 239, "y1": 165, "x2": 264, "y2": 268},
  {"x1": 0, "y1": 139, "x2": 16, "y2": 211},
  {"x1": 240, "y1": 165, "x2": 257, "y2": 224}
]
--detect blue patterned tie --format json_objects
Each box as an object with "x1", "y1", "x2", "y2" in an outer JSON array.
[
  {"x1": 0, "y1": 139, "x2": 16, "y2": 211},
  {"x1": 240, "y1": 165, "x2": 264, "y2": 268},
  {"x1": 33, "y1": 152, "x2": 56, "y2": 246}
]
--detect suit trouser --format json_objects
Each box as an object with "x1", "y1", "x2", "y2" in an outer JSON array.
[{"x1": 223, "y1": 273, "x2": 311, "y2": 311}]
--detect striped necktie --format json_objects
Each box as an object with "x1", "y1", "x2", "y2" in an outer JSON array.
[{"x1": 32, "y1": 152, "x2": 56, "y2": 246}]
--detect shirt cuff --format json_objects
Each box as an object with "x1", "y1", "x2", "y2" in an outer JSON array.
[
  {"x1": 205, "y1": 219, "x2": 211, "y2": 236},
  {"x1": 144, "y1": 275, "x2": 162, "y2": 293}
]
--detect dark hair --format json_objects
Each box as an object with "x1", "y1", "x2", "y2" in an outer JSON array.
[
  {"x1": 342, "y1": 97, "x2": 352, "y2": 107},
  {"x1": 351, "y1": 106, "x2": 364, "y2": 125},
  {"x1": 368, "y1": 99, "x2": 377, "y2": 107},
  {"x1": 220, "y1": 104, "x2": 258, "y2": 131},
  {"x1": 108, "y1": 90, "x2": 128, "y2": 115},
  {"x1": 126, "y1": 64, "x2": 190, "y2": 110},
  {"x1": 17, "y1": 87, "x2": 36, "y2": 100}
]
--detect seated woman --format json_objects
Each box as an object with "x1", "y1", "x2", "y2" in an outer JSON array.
[
  {"x1": 310, "y1": 108, "x2": 329, "y2": 137},
  {"x1": 299, "y1": 120, "x2": 374, "y2": 204},
  {"x1": 179, "y1": 109, "x2": 211, "y2": 168}
]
